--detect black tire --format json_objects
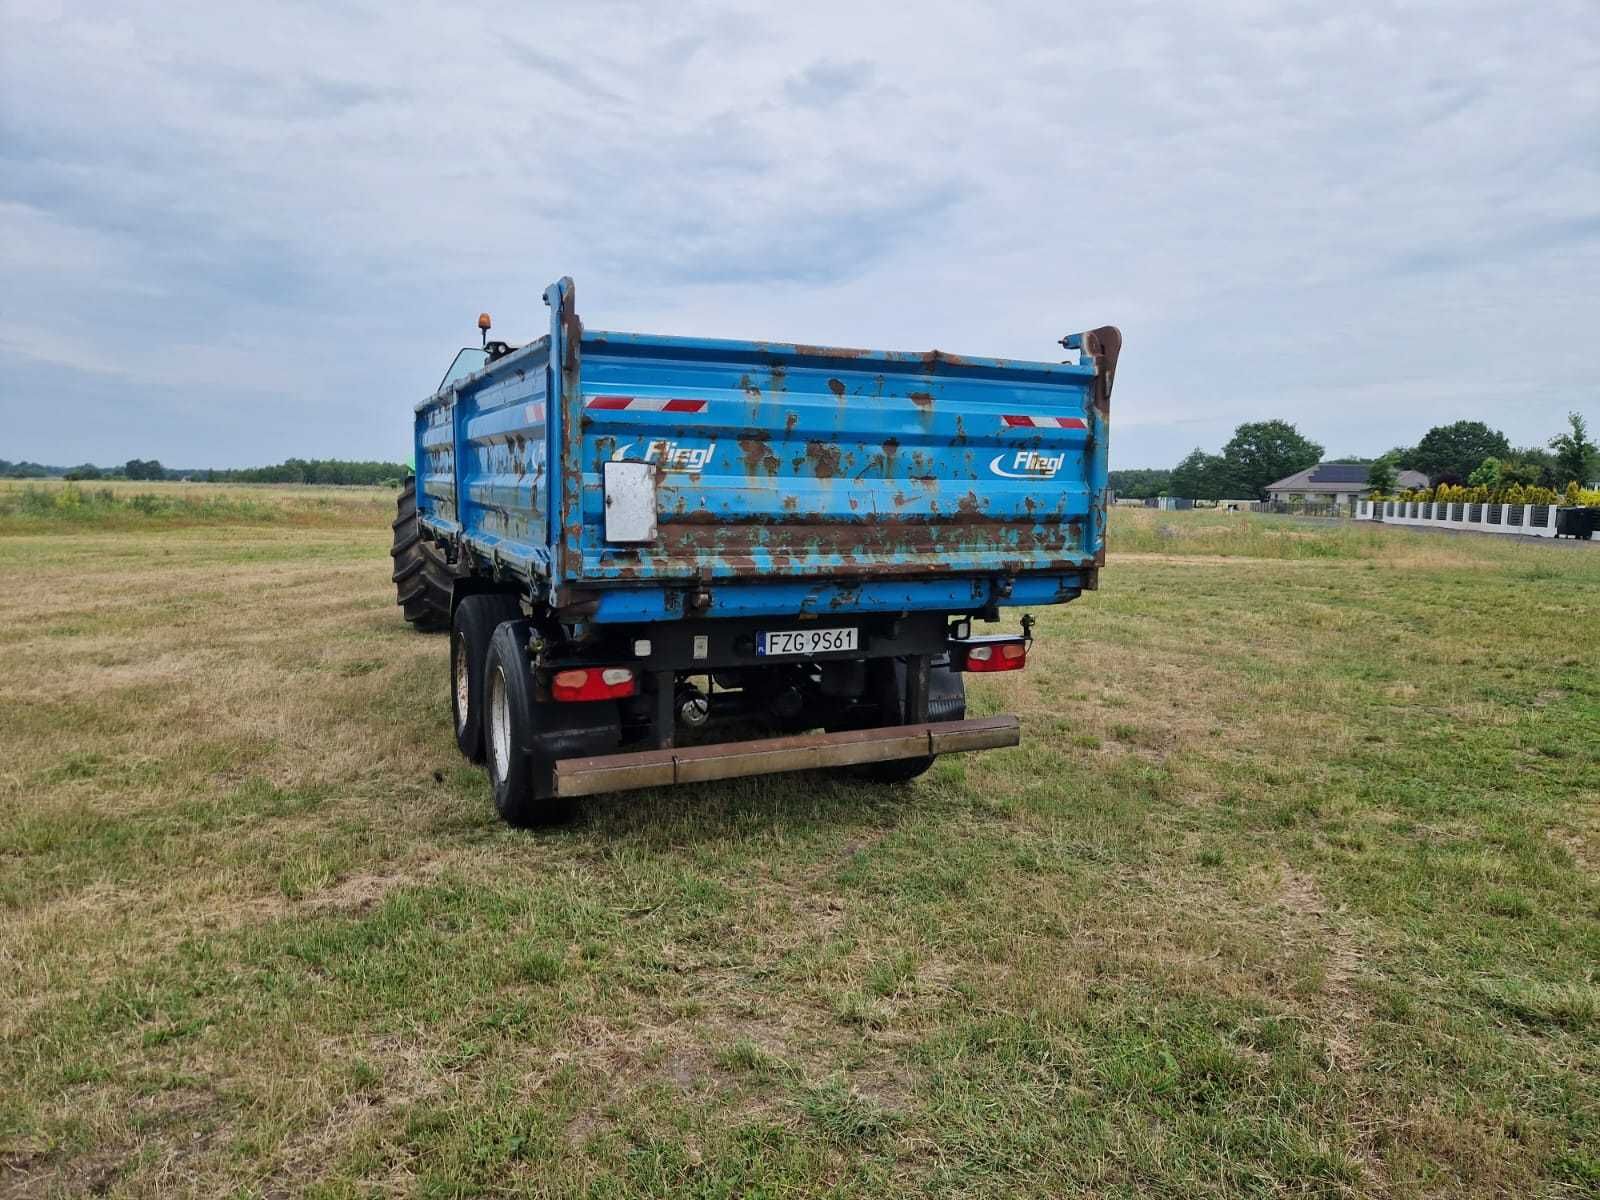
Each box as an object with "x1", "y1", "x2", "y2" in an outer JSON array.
[
  {"x1": 391, "y1": 476, "x2": 451, "y2": 631},
  {"x1": 451, "y1": 593, "x2": 524, "y2": 762},
  {"x1": 482, "y1": 620, "x2": 622, "y2": 827},
  {"x1": 850, "y1": 656, "x2": 966, "y2": 784}
]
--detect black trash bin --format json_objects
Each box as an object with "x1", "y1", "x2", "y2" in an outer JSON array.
[{"x1": 1554, "y1": 507, "x2": 1596, "y2": 539}]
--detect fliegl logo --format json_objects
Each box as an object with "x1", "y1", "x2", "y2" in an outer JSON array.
[
  {"x1": 989, "y1": 450, "x2": 1066, "y2": 479},
  {"x1": 612, "y1": 440, "x2": 717, "y2": 472}
]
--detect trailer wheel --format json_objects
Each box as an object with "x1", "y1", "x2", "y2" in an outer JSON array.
[
  {"x1": 391, "y1": 476, "x2": 451, "y2": 631},
  {"x1": 482, "y1": 621, "x2": 621, "y2": 827},
  {"x1": 451, "y1": 593, "x2": 524, "y2": 762},
  {"x1": 483, "y1": 621, "x2": 548, "y2": 825},
  {"x1": 849, "y1": 656, "x2": 965, "y2": 784}
]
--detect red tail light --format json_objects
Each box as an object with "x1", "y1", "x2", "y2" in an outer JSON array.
[
  {"x1": 551, "y1": 666, "x2": 637, "y2": 702},
  {"x1": 956, "y1": 639, "x2": 1027, "y2": 673}
]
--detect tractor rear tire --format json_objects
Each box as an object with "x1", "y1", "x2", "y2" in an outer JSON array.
[{"x1": 391, "y1": 476, "x2": 451, "y2": 632}]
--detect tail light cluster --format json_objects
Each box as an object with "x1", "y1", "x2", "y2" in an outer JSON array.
[
  {"x1": 550, "y1": 666, "x2": 637, "y2": 702},
  {"x1": 951, "y1": 637, "x2": 1028, "y2": 673}
]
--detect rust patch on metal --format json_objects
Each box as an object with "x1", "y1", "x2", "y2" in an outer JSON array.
[
  {"x1": 560, "y1": 290, "x2": 582, "y2": 378},
  {"x1": 827, "y1": 377, "x2": 846, "y2": 400},
  {"x1": 1077, "y1": 326, "x2": 1122, "y2": 416},
  {"x1": 908, "y1": 390, "x2": 933, "y2": 410},
  {"x1": 556, "y1": 279, "x2": 585, "y2": 583},
  {"x1": 881, "y1": 437, "x2": 900, "y2": 475},
  {"x1": 738, "y1": 433, "x2": 780, "y2": 478},
  {"x1": 784, "y1": 410, "x2": 797, "y2": 434},
  {"x1": 854, "y1": 452, "x2": 884, "y2": 482},
  {"x1": 805, "y1": 440, "x2": 842, "y2": 479},
  {"x1": 651, "y1": 517, "x2": 1077, "y2": 575}
]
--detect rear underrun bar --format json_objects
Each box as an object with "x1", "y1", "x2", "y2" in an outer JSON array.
[{"x1": 552, "y1": 715, "x2": 1021, "y2": 797}]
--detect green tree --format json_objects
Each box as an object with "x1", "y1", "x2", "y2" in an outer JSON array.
[
  {"x1": 1467, "y1": 457, "x2": 1502, "y2": 488},
  {"x1": 1107, "y1": 468, "x2": 1172, "y2": 499},
  {"x1": 1410, "y1": 421, "x2": 1511, "y2": 485},
  {"x1": 1170, "y1": 448, "x2": 1231, "y2": 500},
  {"x1": 200, "y1": 458, "x2": 409, "y2": 486},
  {"x1": 122, "y1": 458, "x2": 166, "y2": 480},
  {"x1": 1508, "y1": 445, "x2": 1558, "y2": 488},
  {"x1": 1497, "y1": 458, "x2": 1544, "y2": 488},
  {"x1": 1365, "y1": 454, "x2": 1399, "y2": 495},
  {"x1": 1549, "y1": 411, "x2": 1597, "y2": 487},
  {"x1": 1219, "y1": 420, "x2": 1322, "y2": 500}
]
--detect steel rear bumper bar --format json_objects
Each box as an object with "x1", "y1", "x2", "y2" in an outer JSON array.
[{"x1": 553, "y1": 715, "x2": 1021, "y2": 798}]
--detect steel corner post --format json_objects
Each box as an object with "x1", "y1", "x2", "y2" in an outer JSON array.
[
  {"x1": 545, "y1": 276, "x2": 582, "y2": 589},
  {"x1": 1063, "y1": 327, "x2": 1121, "y2": 571}
]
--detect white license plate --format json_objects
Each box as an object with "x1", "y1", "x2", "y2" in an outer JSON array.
[{"x1": 757, "y1": 627, "x2": 859, "y2": 657}]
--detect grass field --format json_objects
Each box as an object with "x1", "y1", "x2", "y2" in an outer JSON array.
[{"x1": 2, "y1": 489, "x2": 1596, "y2": 1198}]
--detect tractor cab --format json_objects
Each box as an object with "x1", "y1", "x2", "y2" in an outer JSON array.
[{"x1": 435, "y1": 313, "x2": 515, "y2": 393}]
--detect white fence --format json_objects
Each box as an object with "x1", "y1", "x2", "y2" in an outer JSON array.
[{"x1": 1357, "y1": 499, "x2": 1558, "y2": 538}]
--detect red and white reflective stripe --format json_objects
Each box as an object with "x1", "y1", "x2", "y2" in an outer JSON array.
[
  {"x1": 1001, "y1": 414, "x2": 1087, "y2": 429},
  {"x1": 586, "y1": 395, "x2": 707, "y2": 413}
]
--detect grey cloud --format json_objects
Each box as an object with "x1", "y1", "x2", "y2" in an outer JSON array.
[
  {"x1": 783, "y1": 60, "x2": 875, "y2": 109},
  {"x1": 181, "y1": 62, "x2": 398, "y2": 119},
  {"x1": 500, "y1": 40, "x2": 629, "y2": 105},
  {"x1": 1384, "y1": 214, "x2": 1600, "y2": 279}
]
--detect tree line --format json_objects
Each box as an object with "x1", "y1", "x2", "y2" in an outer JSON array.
[
  {"x1": 1, "y1": 458, "x2": 409, "y2": 486},
  {"x1": 1107, "y1": 419, "x2": 1328, "y2": 501},
  {"x1": 1111, "y1": 412, "x2": 1597, "y2": 501}
]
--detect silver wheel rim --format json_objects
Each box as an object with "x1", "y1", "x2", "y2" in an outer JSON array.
[
  {"x1": 488, "y1": 665, "x2": 511, "y2": 783},
  {"x1": 453, "y1": 633, "x2": 470, "y2": 733}
]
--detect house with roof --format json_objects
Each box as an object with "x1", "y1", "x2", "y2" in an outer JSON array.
[{"x1": 1265, "y1": 462, "x2": 1429, "y2": 505}]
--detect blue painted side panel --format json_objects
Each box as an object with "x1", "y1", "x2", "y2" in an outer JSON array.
[
  {"x1": 414, "y1": 279, "x2": 1109, "y2": 623},
  {"x1": 416, "y1": 402, "x2": 458, "y2": 533},
  {"x1": 415, "y1": 336, "x2": 552, "y2": 574}
]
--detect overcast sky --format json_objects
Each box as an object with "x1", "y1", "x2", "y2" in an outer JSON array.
[{"x1": 2, "y1": 1, "x2": 1596, "y2": 470}]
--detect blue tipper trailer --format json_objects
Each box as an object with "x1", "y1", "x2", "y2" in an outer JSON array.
[{"x1": 392, "y1": 277, "x2": 1119, "y2": 823}]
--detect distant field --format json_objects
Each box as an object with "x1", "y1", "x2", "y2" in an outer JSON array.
[
  {"x1": 0, "y1": 480, "x2": 394, "y2": 534},
  {"x1": 1, "y1": 490, "x2": 1596, "y2": 1197}
]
